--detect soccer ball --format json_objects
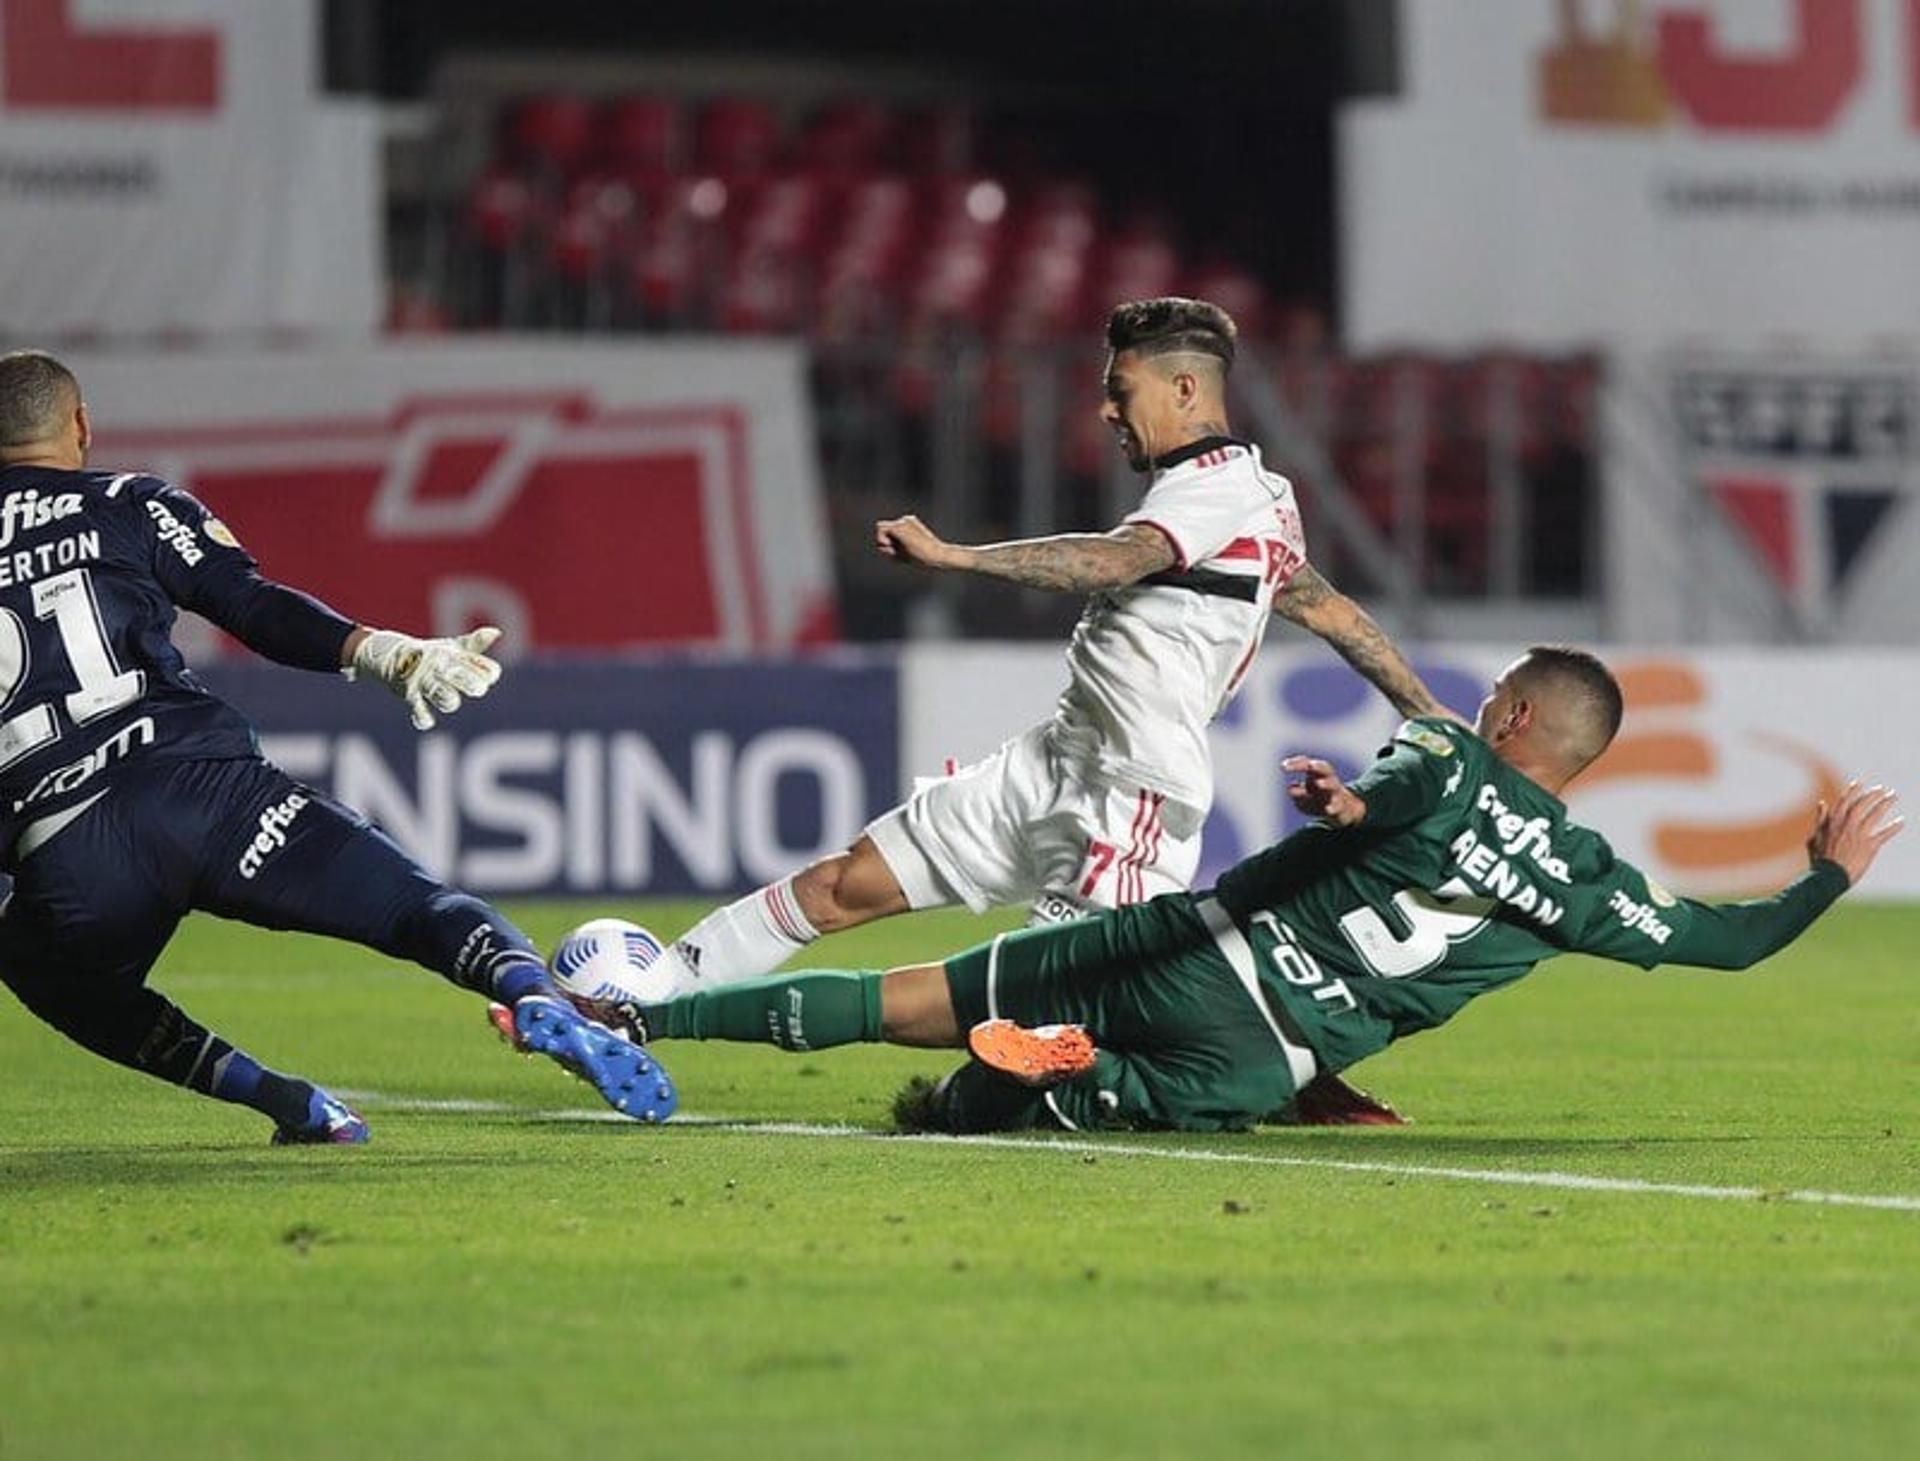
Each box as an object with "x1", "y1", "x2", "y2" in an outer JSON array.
[{"x1": 548, "y1": 918, "x2": 677, "y2": 1027}]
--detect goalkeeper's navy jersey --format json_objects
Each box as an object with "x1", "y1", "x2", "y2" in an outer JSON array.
[
  {"x1": 0, "y1": 464, "x2": 276, "y2": 862},
  {"x1": 1209, "y1": 717, "x2": 1846, "y2": 1073}
]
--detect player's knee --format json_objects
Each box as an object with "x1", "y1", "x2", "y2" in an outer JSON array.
[
  {"x1": 17, "y1": 977, "x2": 171, "y2": 1070},
  {"x1": 791, "y1": 842, "x2": 904, "y2": 933}
]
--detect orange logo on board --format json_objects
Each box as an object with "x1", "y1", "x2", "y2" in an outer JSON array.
[
  {"x1": 1538, "y1": 0, "x2": 1867, "y2": 134},
  {"x1": 1573, "y1": 660, "x2": 1844, "y2": 886},
  {"x1": 1539, "y1": 0, "x2": 1671, "y2": 126}
]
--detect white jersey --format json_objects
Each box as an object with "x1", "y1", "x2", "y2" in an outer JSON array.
[{"x1": 1049, "y1": 436, "x2": 1307, "y2": 810}]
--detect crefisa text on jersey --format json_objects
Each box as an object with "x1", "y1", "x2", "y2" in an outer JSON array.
[
  {"x1": 1443, "y1": 782, "x2": 1575, "y2": 929},
  {"x1": 0, "y1": 488, "x2": 99, "y2": 588}
]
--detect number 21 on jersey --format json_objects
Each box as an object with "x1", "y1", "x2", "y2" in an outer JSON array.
[{"x1": 0, "y1": 568, "x2": 145, "y2": 772}]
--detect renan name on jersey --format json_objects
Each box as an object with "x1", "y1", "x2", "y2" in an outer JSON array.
[{"x1": 1444, "y1": 825, "x2": 1567, "y2": 928}]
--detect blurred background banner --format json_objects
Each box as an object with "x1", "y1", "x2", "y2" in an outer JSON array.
[
  {"x1": 902, "y1": 643, "x2": 1920, "y2": 897},
  {"x1": 1342, "y1": 0, "x2": 1920, "y2": 350},
  {"x1": 0, "y1": 0, "x2": 381, "y2": 335},
  {"x1": 75, "y1": 338, "x2": 837, "y2": 653},
  {"x1": 1604, "y1": 348, "x2": 1920, "y2": 642},
  {"x1": 198, "y1": 658, "x2": 899, "y2": 898}
]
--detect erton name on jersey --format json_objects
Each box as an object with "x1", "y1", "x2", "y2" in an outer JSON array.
[{"x1": 0, "y1": 467, "x2": 354, "y2": 859}]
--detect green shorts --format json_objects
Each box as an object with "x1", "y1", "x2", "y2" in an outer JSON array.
[{"x1": 939, "y1": 894, "x2": 1308, "y2": 1133}]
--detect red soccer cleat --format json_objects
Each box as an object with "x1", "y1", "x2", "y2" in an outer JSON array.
[{"x1": 1278, "y1": 1071, "x2": 1409, "y2": 1126}]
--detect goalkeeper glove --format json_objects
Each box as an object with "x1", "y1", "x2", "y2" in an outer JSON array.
[{"x1": 346, "y1": 625, "x2": 503, "y2": 730}]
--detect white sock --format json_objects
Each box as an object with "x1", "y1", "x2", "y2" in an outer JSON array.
[{"x1": 665, "y1": 875, "x2": 820, "y2": 992}]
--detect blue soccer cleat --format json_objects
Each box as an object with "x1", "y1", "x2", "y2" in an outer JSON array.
[
  {"x1": 510, "y1": 995, "x2": 677, "y2": 1123},
  {"x1": 271, "y1": 1090, "x2": 371, "y2": 1146}
]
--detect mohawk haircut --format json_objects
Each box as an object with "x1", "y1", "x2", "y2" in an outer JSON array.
[
  {"x1": 1105, "y1": 297, "x2": 1237, "y2": 373},
  {"x1": 0, "y1": 350, "x2": 79, "y2": 449},
  {"x1": 1514, "y1": 644, "x2": 1625, "y2": 766}
]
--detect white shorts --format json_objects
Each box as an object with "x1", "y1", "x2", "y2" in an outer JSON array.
[{"x1": 865, "y1": 723, "x2": 1204, "y2": 917}]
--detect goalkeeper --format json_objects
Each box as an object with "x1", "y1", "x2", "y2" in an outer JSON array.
[
  {"x1": 0, "y1": 350, "x2": 672, "y2": 1142},
  {"x1": 624, "y1": 647, "x2": 1900, "y2": 1132}
]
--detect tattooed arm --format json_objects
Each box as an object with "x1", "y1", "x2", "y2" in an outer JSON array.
[
  {"x1": 1271, "y1": 566, "x2": 1454, "y2": 721},
  {"x1": 875, "y1": 514, "x2": 1176, "y2": 594}
]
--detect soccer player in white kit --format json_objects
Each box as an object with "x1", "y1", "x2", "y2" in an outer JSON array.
[{"x1": 652, "y1": 298, "x2": 1447, "y2": 1121}]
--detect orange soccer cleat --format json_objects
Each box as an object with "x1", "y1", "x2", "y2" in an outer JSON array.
[{"x1": 967, "y1": 1019, "x2": 1097, "y2": 1087}]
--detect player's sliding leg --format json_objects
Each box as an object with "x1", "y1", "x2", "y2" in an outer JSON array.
[
  {"x1": 656, "y1": 736, "x2": 1043, "y2": 995},
  {"x1": 895, "y1": 1049, "x2": 1189, "y2": 1135},
  {"x1": 2, "y1": 975, "x2": 366, "y2": 1143},
  {"x1": 636, "y1": 961, "x2": 955, "y2": 1052},
  {"x1": 199, "y1": 774, "x2": 674, "y2": 1122},
  {"x1": 652, "y1": 830, "x2": 942, "y2": 994}
]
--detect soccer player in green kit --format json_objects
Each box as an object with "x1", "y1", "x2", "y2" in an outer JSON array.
[{"x1": 625, "y1": 647, "x2": 1903, "y2": 1132}]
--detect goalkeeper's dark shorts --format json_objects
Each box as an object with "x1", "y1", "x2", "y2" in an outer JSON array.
[{"x1": 0, "y1": 755, "x2": 529, "y2": 1058}]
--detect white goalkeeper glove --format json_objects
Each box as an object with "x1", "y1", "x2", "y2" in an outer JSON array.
[{"x1": 346, "y1": 625, "x2": 503, "y2": 730}]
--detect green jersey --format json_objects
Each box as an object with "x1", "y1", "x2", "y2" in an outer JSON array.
[{"x1": 1211, "y1": 718, "x2": 1849, "y2": 1075}]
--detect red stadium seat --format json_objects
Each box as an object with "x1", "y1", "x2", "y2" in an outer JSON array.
[
  {"x1": 546, "y1": 182, "x2": 636, "y2": 284},
  {"x1": 897, "y1": 104, "x2": 979, "y2": 175},
  {"x1": 466, "y1": 169, "x2": 540, "y2": 252},
  {"x1": 997, "y1": 242, "x2": 1092, "y2": 343},
  {"x1": 503, "y1": 94, "x2": 597, "y2": 177},
  {"x1": 908, "y1": 236, "x2": 999, "y2": 330},
  {"x1": 902, "y1": 175, "x2": 1013, "y2": 331},
  {"x1": 814, "y1": 175, "x2": 919, "y2": 339},
  {"x1": 719, "y1": 174, "x2": 830, "y2": 332},
  {"x1": 719, "y1": 253, "x2": 807, "y2": 333},
  {"x1": 996, "y1": 179, "x2": 1101, "y2": 341},
  {"x1": 696, "y1": 98, "x2": 785, "y2": 175},
  {"x1": 798, "y1": 98, "x2": 898, "y2": 172},
  {"x1": 625, "y1": 174, "x2": 735, "y2": 323},
  {"x1": 1182, "y1": 261, "x2": 1271, "y2": 340},
  {"x1": 601, "y1": 96, "x2": 685, "y2": 173},
  {"x1": 1273, "y1": 301, "x2": 1331, "y2": 355},
  {"x1": 1093, "y1": 223, "x2": 1180, "y2": 313},
  {"x1": 734, "y1": 172, "x2": 829, "y2": 259}
]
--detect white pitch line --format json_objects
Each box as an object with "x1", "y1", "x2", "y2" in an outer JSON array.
[{"x1": 339, "y1": 1089, "x2": 1920, "y2": 1215}]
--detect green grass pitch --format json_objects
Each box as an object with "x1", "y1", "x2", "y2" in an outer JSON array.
[{"x1": 4, "y1": 901, "x2": 1919, "y2": 1461}]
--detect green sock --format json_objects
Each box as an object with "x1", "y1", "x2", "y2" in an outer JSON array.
[{"x1": 644, "y1": 971, "x2": 884, "y2": 1052}]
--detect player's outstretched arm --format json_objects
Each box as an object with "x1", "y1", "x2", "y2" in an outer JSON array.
[
  {"x1": 342, "y1": 625, "x2": 504, "y2": 731},
  {"x1": 1270, "y1": 566, "x2": 1454, "y2": 722},
  {"x1": 874, "y1": 514, "x2": 1175, "y2": 594},
  {"x1": 1619, "y1": 782, "x2": 1901, "y2": 973}
]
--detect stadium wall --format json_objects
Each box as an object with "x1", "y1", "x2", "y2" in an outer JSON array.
[
  {"x1": 199, "y1": 657, "x2": 900, "y2": 900},
  {"x1": 1339, "y1": 0, "x2": 1920, "y2": 352},
  {"x1": 0, "y1": 0, "x2": 380, "y2": 336},
  {"x1": 178, "y1": 643, "x2": 1920, "y2": 901},
  {"x1": 1602, "y1": 350, "x2": 1920, "y2": 645},
  {"x1": 906, "y1": 642, "x2": 1920, "y2": 900},
  {"x1": 71, "y1": 338, "x2": 839, "y2": 653}
]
